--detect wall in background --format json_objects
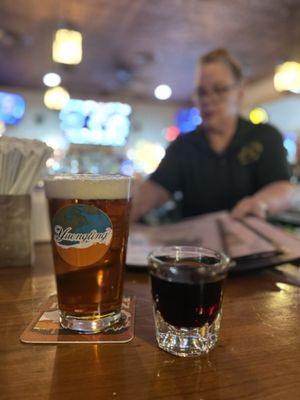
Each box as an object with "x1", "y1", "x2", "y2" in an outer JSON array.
[
  {"x1": 261, "y1": 95, "x2": 300, "y2": 134},
  {"x1": 2, "y1": 85, "x2": 300, "y2": 145},
  {"x1": 242, "y1": 76, "x2": 300, "y2": 134}
]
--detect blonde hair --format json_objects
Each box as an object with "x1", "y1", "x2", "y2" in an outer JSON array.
[{"x1": 198, "y1": 48, "x2": 243, "y2": 82}]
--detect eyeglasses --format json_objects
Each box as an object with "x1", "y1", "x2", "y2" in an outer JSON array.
[{"x1": 195, "y1": 83, "x2": 238, "y2": 100}]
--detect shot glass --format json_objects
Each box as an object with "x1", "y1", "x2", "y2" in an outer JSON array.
[{"x1": 148, "y1": 246, "x2": 230, "y2": 357}]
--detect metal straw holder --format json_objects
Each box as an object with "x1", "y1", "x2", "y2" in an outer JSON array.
[{"x1": 0, "y1": 195, "x2": 34, "y2": 267}]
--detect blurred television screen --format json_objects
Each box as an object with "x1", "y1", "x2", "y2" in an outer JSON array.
[
  {"x1": 0, "y1": 92, "x2": 26, "y2": 125},
  {"x1": 59, "y1": 99, "x2": 132, "y2": 146}
]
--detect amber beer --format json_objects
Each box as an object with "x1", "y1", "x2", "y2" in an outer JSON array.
[{"x1": 45, "y1": 174, "x2": 131, "y2": 333}]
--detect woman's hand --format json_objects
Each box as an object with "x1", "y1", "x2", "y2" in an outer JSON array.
[{"x1": 231, "y1": 196, "x2": 268, "y2": 219}]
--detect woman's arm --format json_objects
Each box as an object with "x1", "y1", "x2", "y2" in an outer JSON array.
[{"x1": 130, "y1": 180, "x2": 171, "y2": 222}]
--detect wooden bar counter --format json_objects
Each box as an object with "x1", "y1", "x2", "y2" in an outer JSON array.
[{"x1": 0, "y1": 244, "x2": 299, "y2": 399}]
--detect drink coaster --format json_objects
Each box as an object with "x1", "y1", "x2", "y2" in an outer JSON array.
[{"x1": 20, "y1": 295, "x2": 135, "y2": 344}]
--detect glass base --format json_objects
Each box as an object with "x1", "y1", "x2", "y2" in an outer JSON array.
[
  {"x1": 154, "y1": 310, "x2": 222, "y2": 357},
  {"x1": 59, "y1": 310, "x2": 121, "y2": 334}
]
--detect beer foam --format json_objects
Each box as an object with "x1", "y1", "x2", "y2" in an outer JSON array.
[{"x1": 44, "y1": 174, "x2": 131, "y2": 200}]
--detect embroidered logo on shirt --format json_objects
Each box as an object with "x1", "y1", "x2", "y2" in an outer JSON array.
[{"x1": 238, "y1": 141, "x2": 263, "y2": 166}]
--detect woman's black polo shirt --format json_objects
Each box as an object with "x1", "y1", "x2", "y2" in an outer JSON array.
[{"x1": 150, "y1": 117, "x2": 291, "y2": 218}]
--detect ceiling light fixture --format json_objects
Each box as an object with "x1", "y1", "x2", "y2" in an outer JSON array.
[
  {"x1": 273, "y1": 4, "x2": 300, "y2": 94},
  {"x1": 274, "y1": 61, "x2": 300, "y2": 93},
  {"x1": 154, "y1": 84, "x2": 172, "y2": 100},
  {"x1": 52, "y1": 28, "x2": 82, "y2": 65},
  {"x1": 44, "y1": 86, "x2": 70, "y2": 110},
  {"x1": 43, "y1": 72, "x2": 62, "y2": 87}
]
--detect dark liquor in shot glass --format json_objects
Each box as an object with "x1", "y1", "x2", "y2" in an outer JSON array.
[{"x1": 148, "y1": 246, "x2": 230, "y2": 357}]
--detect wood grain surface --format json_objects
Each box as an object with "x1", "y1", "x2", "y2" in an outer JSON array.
[
  {"x1": 0, "y1": 243, "x2": 299, "y2": 400},
  {"x1": 1, "y1": 1, "x2": 300, "y2": 101}
]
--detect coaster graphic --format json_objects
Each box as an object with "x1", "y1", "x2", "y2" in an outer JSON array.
[
  {"x1": 20, "y1": 295, "x2": 135, "y2": 344},
  {"x1": 53, "y1": 204, "x2": 113, "y2": 267}
]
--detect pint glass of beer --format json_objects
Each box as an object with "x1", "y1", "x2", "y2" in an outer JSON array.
[{"x1": 44, "y1": 174, "x2": 131, "y2": 333}]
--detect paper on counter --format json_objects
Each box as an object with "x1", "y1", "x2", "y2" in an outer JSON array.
[
  {"x1": 126, "y1": 211, "x2": 300, "y2": 267},
  {"x1": 127, "y1": 212, "x2": 222, "y2": 266},
  {"x1": 244, "y1": 216, "x2": 300, "y2": 255},
  {"x1": 217, "y1": 213, "x2": 275, "y2": 258}
]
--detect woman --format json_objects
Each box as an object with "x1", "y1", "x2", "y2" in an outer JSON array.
[{"x1": 131, "y1": 48, "x2": 295, "y2": 222}]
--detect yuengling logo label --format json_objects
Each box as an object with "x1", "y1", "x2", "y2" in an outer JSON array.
[
  {"x1": 53, "y1": 204, "x2": 113, "y2": 267},
  {"x1": 54, "y1": 226, "x2": 112, "y2": 249}
]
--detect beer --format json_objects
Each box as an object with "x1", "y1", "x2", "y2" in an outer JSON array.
[{"x1": 45, "y1": 174, "x2": 131, "y2": 333}]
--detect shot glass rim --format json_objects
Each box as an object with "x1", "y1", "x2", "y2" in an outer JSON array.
[{"x1": 148, "y1": 245, "x2": 231, "y2": 275}]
